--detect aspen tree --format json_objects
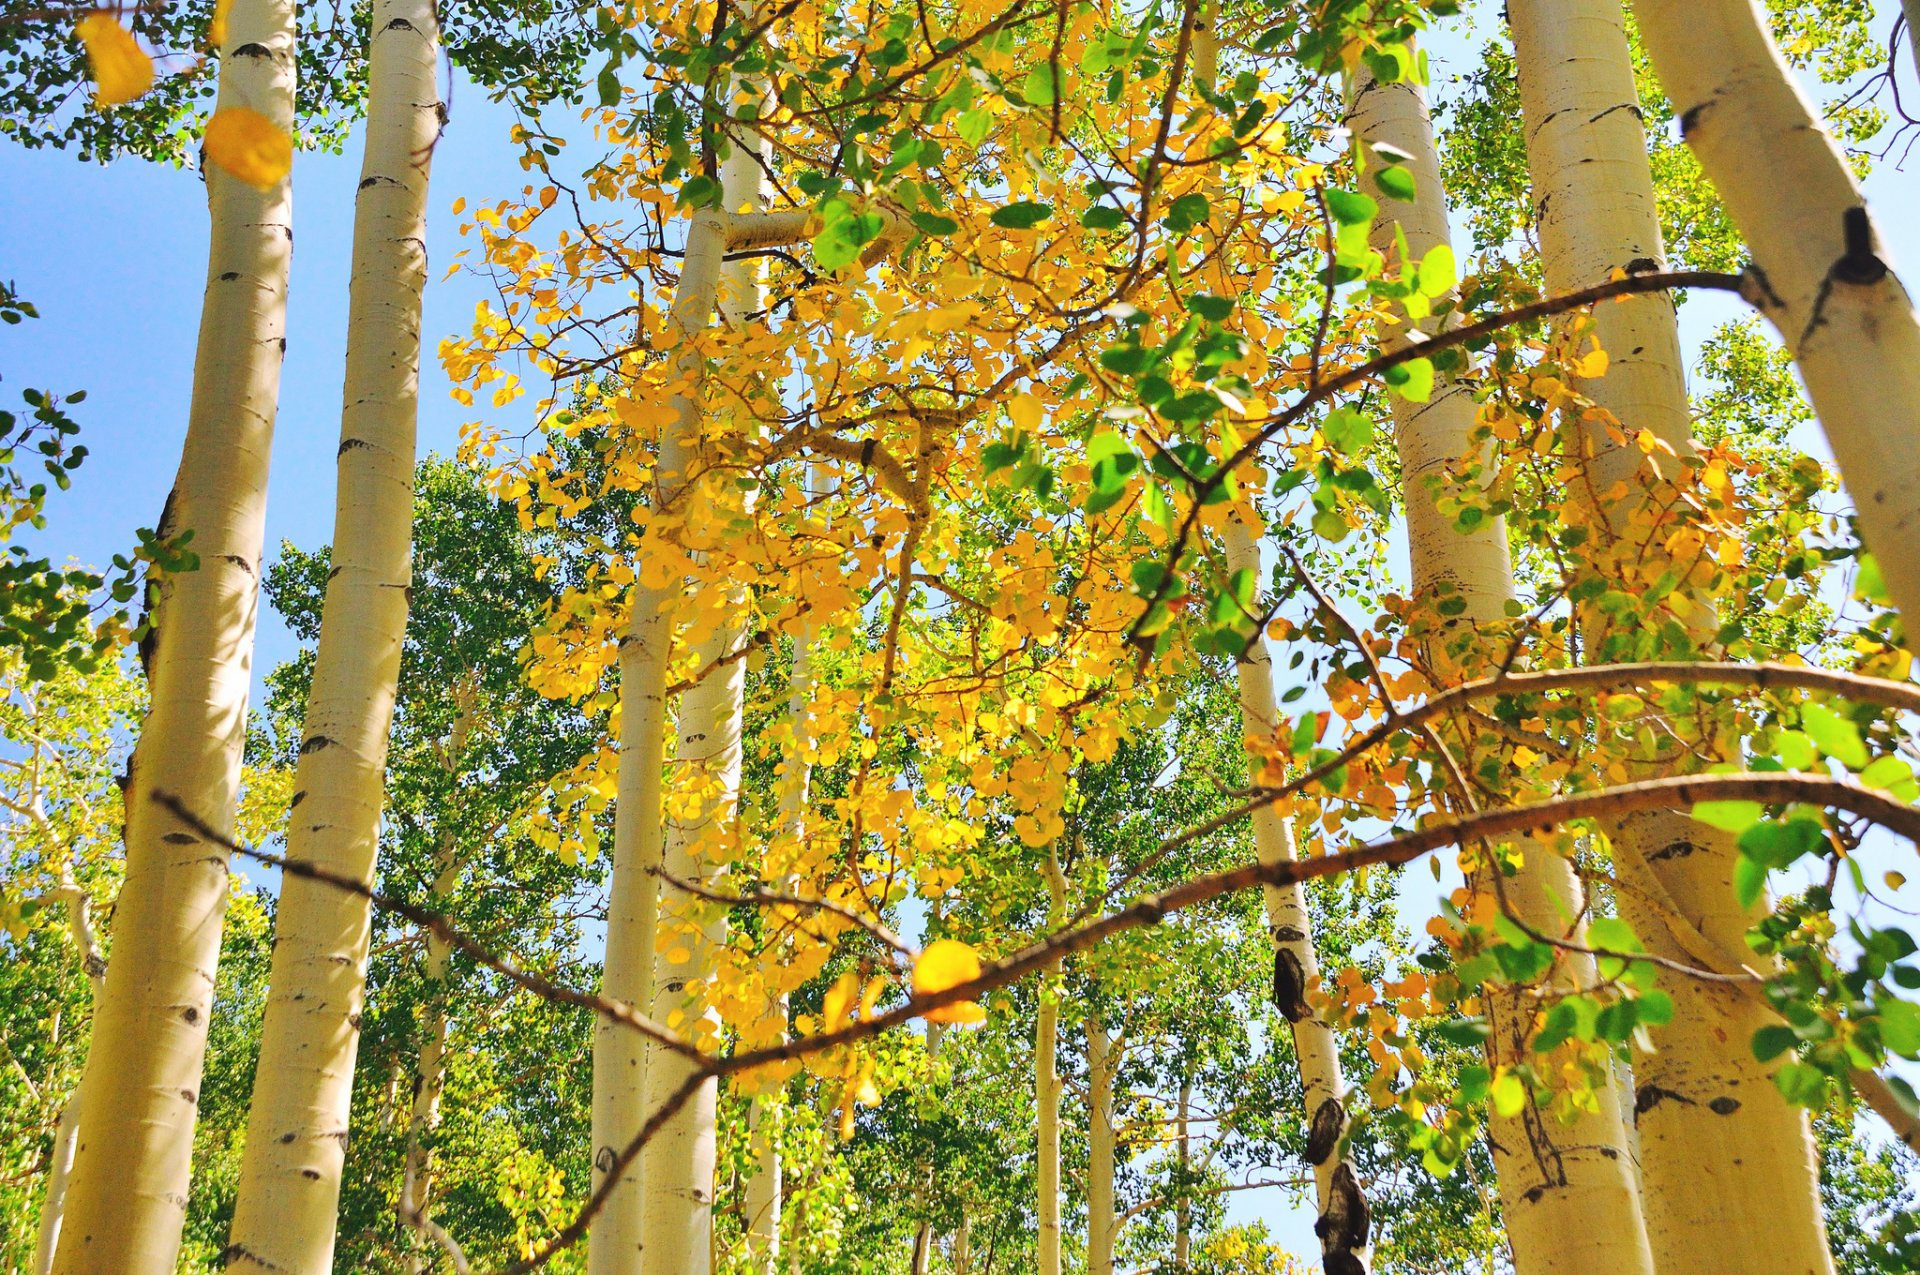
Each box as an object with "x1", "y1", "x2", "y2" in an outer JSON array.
[
  {"x1": 399, "y1": 686, "x2": 477, "y2": 1271},
  {"x1": 746, "y1": 602, "x2": 817, "y2": 1271},
  {"x1": 52, "y1": 0, "x2": 295, "y2": 1265},
  {"x1": 1174, "y1": 1080, "x2": 1192, "y2": 1269},
  {"x1": 636, "y1": 77, "x2": 774, "y2": 1275},
  {"x1": 1631, "y1": 0, "x2": 1920, "y2": 629},
  {"x1": 31, "y1": 873, "x2": 102, "y2": 1275},
  {"x1": 1036, "y1": 850, "x2": 1066, "y2": 1275},
  {"x1": 1509, "y1": 6, "x2": 1835, "y2": 1270},
  {"x1": 1345, "y1": 59, "x2": 1657, "y2": 1275},
  {"x1": 1086, "y1": 1010, "x2": 1116, "y2": 1275},
  {"x1": 1219, "y1": 518, "x2": 1370, "y2": 1275},
  {"x1": 222, "y1": 1, "x2": 439, "y2": 1266}
]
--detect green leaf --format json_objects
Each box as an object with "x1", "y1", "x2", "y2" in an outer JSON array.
[
  {"x1": 812, "y1": 198, "x2": 886, "y2": 271},
  {"x1": 1186, "y1": 294, "x2": 1234, "y2": 322},
  {"x1": 1385, "y1": 357, "x2": 1434, "y2": 403},
  {"x1": 1310, "y1": 507, "x2": 1349, "y2": 543},
  {"x1": 1733, "y1": 855, "x2": 1768, "y2": 910},
  {"x1": 956, "y1": 109, "x2": 993, "y2": 147},
  {"x1": 1737, "y1": 816, "x2": 1824, "y2": 870},
  {"x1": 1587, "y1": 916, "x2": 1641, "y2": 955},
  {"x1": 1418, "y1": 244, "x2": 1456, "y2": 297},
  {"x1": 1802, "y1": 703, "x2": 1869, "y2": 770},
  {"x1": 910, "y1": 211, "x2": 960, "y2": 236},
  {"x1": 1860, "y1": 754, "x2": 1918, "y2": 800},
  {"x1": 991, "y1": 201, "x2": 1054, "y2": 230},
  {"x1": 1430, "y1": 1017, "x2": 1490, "y2": 1047},
  {"x1": 1880, "y1": 997, "x2": 1920, "y2": 1058},
  {"x1": 1323, "y1": 188, "x2": 1378, "y2": 227},
  {"x1": 1022, "y1": 63, "x2": 1059, "y2": 106},
  {"x1": 1323, "y1": 407, "x2": 1373, "y2": 455},
  {"x1": 1774, "y1": 730, "x2": 1817, "y2": 771},
  {"x1": 1082, "y1": 205, "x2": 1126, "y2": 231},
  {"x1": 1694, "y1": 799, "x2": 1764, "y2": 833},
  {"x1": 1374, "y1": 164, "x2": 1416, "y2": 202},
  {"x1": 1490, "y1": 1071, "x2": 1527, "y2": 1119},
  {"x1": 1751, "y1": 1024, "x2": 1798, "y2": 1063},
  {"x1": 1166, "y1": 192, "x2": 1210, "y2": 233}
]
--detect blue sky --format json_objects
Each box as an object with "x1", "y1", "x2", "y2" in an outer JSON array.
[{"x1": 4, "y1": 2, "x2": 1919, "y2": 1261}]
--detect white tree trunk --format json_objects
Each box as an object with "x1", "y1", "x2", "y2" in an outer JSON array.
[
  {"x1": 1347, "y1": 59, "x2": 1656, "y2": 1275},
  {"x1": 1632, "y1": 0, "x2": 1920, "y2": 627},
  {"x1": 635, "y1": 74, "x2": 773, "y2": 1275},
  {"x1": 53, "y1": 2, "x2": 295, "y2": 1267},
  {"x1": 1036, "y1": 852, "x2": 1066, "y2": 1275},
  {"x1": 223, "y1": 3, "x2": 438, "y2": 1268},
  {"x1": 1512, "y1": 7, "x2": 1836, "y2": 1272},
  {"x1": 34, "y1": 880, "x2": 104, "y2": 1275},
  {"x1": 1174, "y1": 1080, "x2": 1191, "y2": 1270},
  {"x1": 1086, "y1": 1012, "x2": 1116, "y2": 1275}
]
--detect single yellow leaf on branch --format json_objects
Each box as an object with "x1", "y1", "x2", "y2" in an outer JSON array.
[
  {"x1": 913, "y1": 938, "x2": 987, "y2": 1026},
  {"x1": 205, "y1": 107, "x2": 292, "y2": 189},
  {"x1": 76, "y1": 12, "x2": 155, "y2": 107}
]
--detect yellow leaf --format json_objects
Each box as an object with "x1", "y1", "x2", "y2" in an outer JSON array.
[
  {"x1": 76, "y1": 13, "x2": 155, "y2": 107},
  {"x1": 209, "y1": 0, "x2": 234, "y2": 47},
  {"x1": 205, "y1": 107, "x2": 292, "y2": 189},
  {"x1": 822, "y1": 968, "x2": 859, "y2": 1033},
  {"x1": 913, "y1": 939, "x2": 987, "y2": 1026},
  {"x1": 1008, "y1": 391, "x2": 1043, "y2": 434},
  {"x1": 1572, "y1": 345, "x2": 1609, "y2": 379}
]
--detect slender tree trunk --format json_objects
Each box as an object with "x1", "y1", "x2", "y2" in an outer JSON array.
[
  {"x1": 953, "y1": 1218, "x2": 970, "y2": 1275},
  {"x1": 1223, "y1": 517, "x2": 1370, "y2": 1275},
  {"x1": 636, "y1": 78, "x2": 772, "y2": 1275},
  {"x1": 1173, "y1": 1080, "x2": 1191, "y2": 1270},
  {"x1": 747, "y1": 607, "x2": 817, "y2": 1271},
  {"x1": 34, "y1": 879, "x2": 103, "y2": 1275},
  {"x1": 222, "y1": 4, "x2": 438, "y2": 1266},
  {"x1": 1036, "y1": 851, "x2": 1066, "y2": 1275},
  {"x1": 1631, "y1": 0, "x2": 1920, "y2": 628},
  {"x1": 1511, "y1": 8, "x2": 1836, "y2": 1272},
  {"x1": 1086, "y1": 1012, "x2": 1115, "y2": 1275},
  {"x1": 400, "y1": 689, "x2": 477, "y2": 1272},
  {"x1": 52, "y1": 2, "x2": 295, "y2": 1267},
  {"x1": 1347, "y1": 58, "x2": 1657, "y2": 1275},
  {"x1": 1907, "y1": 0, "x2": 1920, "y2": 85}
]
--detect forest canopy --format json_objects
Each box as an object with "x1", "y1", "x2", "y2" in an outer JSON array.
[{"x1": 2, "y1": 1, "x2": 1920, "y2": 1273}]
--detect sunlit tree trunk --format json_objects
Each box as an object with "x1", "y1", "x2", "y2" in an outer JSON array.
[
  {"x1": 52, "y1": 2, "x2": 295, "y2": 1267},
  {"x1": 1225, "y1": 515, "x2": 1370, "y2": 1275},
  {"x1": 746, "y1": 608, "x2": 817, "y2": 1272},
  {"x1": 1174, "y1": 1080, "x2": 1191, "y2": 1270},
  {"x1": 1348, "y1": 58, "x2": 1655, "y2": 1275},
  {"x1": 636, "y1": 72, "x2": 774, "y2": 1275},
  {"x1": 33, "y1": 876, "x2": 103, "y2": 1275},
  {"x1": 1511, "y1": 7, "x2": 1836, "y2": 1272},
  {"x1": 1036, "y1": 850, "x2": 1066, "y2": 1275},
  {"x1": 1631, "y1": 0, "x2": 1920, "y2": 628},
  {"x1": 952, "y1": 1219, "x2": 970, "y2": 1275},
  {"x1": 1086, "y1": 1011, "x2": 1116, "y2": 1275},
  {"x1": 399, "y1": 686, "x2": 477, "y2": 1272},
  {"x1": 222, "y1": 3, "x2": 438, "y2": 1268}
]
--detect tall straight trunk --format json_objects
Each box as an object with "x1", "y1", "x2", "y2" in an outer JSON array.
[
  {"x1": 1347, "y1": 60, "x2": 1656, "y2": 1275},
  {"x1": 1510, "y1": 7, "x2": 1835, "y2": 1272},
  {"x1": 52, "y1": 2, "x2": 295, "y2": 1267},
  {"x1": 953, "y1": 1218, "x2": 970, "y2": 1275},
  {"x1": 34, "y1": 878, "x2": 103, "y2": 1275},
  {"x1": 1174, "y1": 1080, "x2": 1191, "y2": 1270},
  {"x1": 223, "y1": 3, "x2": 438, "y2": 1266},
  {"x1": 1631, "y1": 0, "x2": 1920, "y2": 628},
  {"x1": 636, "y1": 79, "x2": 772, "y2": 1275},
  {"x1": 1085, "y1": 1012, "x2": 1115, "y2": 1275},
  {"x1": 1036, "y1": 851, "x2": 1066, "y2": 1275},
  {"x1": 400, "y1": 688, "x2": 477, "y2": 1272},
  {"x1": 1223, "y1": 518, "x2": 1370, "y2": 1275},
  {"x1": 747, "y1": 606, "x2": 817, "y2": 1271}
]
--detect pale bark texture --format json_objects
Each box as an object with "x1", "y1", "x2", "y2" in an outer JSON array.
[
  {"x1": 1174, "y1": 1080, "x2": 1191, "y2": 1270},
  {"x1": 222, "y1": 3, "x2": 438, "y2": 1268},
  {"x1": 1348, "y1": 60, "x2": 1656, "y2": 1275},
  {"x1": 399, "y1": 688, "x2": 477, "y2": 1272},
  {"x1": 1512, "y1": 7, "x2": 1836, "y2": 1272},
  {"x1": 1036, "y1": 853, "x2": 1066, "y2": 1275},
  {"x1": 636, "y1": 83, "x2": 772, "y2": 1275},
  {"x1": 1086, "y1": 1012, "x2": 1116, "y2": 1275},
  {"x1": 52, "y1": 2, "x2": 295, "y2": 1267},
  {"x1": 1222, "y1": 518, "x2": 1368, "y2": 1275},
  {"x1": 33, "y1": 879, "x2": 103, "y2": 1275},
  {"x1": 1632, "y1": 0, "x2": 1920, "y2": 628}
]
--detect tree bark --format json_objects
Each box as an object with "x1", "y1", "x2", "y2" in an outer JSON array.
[
  {"x1": 1511, "y1": 6, "x2": 1836, "y2": 1272},
  {"x1": 1223, "y1": 517, "x2": 1370, "y2": 1275},
  {"x1": 52, "y1": 1, "x2": 295, "y2": 1267},
  {"x1": 1036, "y1": 850, "x2": 1066, "y2": 1275},
  {"x1": 1173, "y1": 1080, "x2": 1191, "y2": 1270},
  {"x1": 33, "y1": 879, "x2": 103, "y2": 1275},
  {"x1": 1347, "y1": 56, "x2": 1657, "y2": 1275},
  {"x1": 1632, "y1": 0, "x2": 1920, "y2": 630},
  {"x1": 1086, "y1": 1011, "x2": 1116, "y2": 1275},
  {"x1": 223, "y1": 2, "x2": 438, "y2": 1267},
  {"x1": 635, "y1": 74, "x2": 772, "y2": 1275}
]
